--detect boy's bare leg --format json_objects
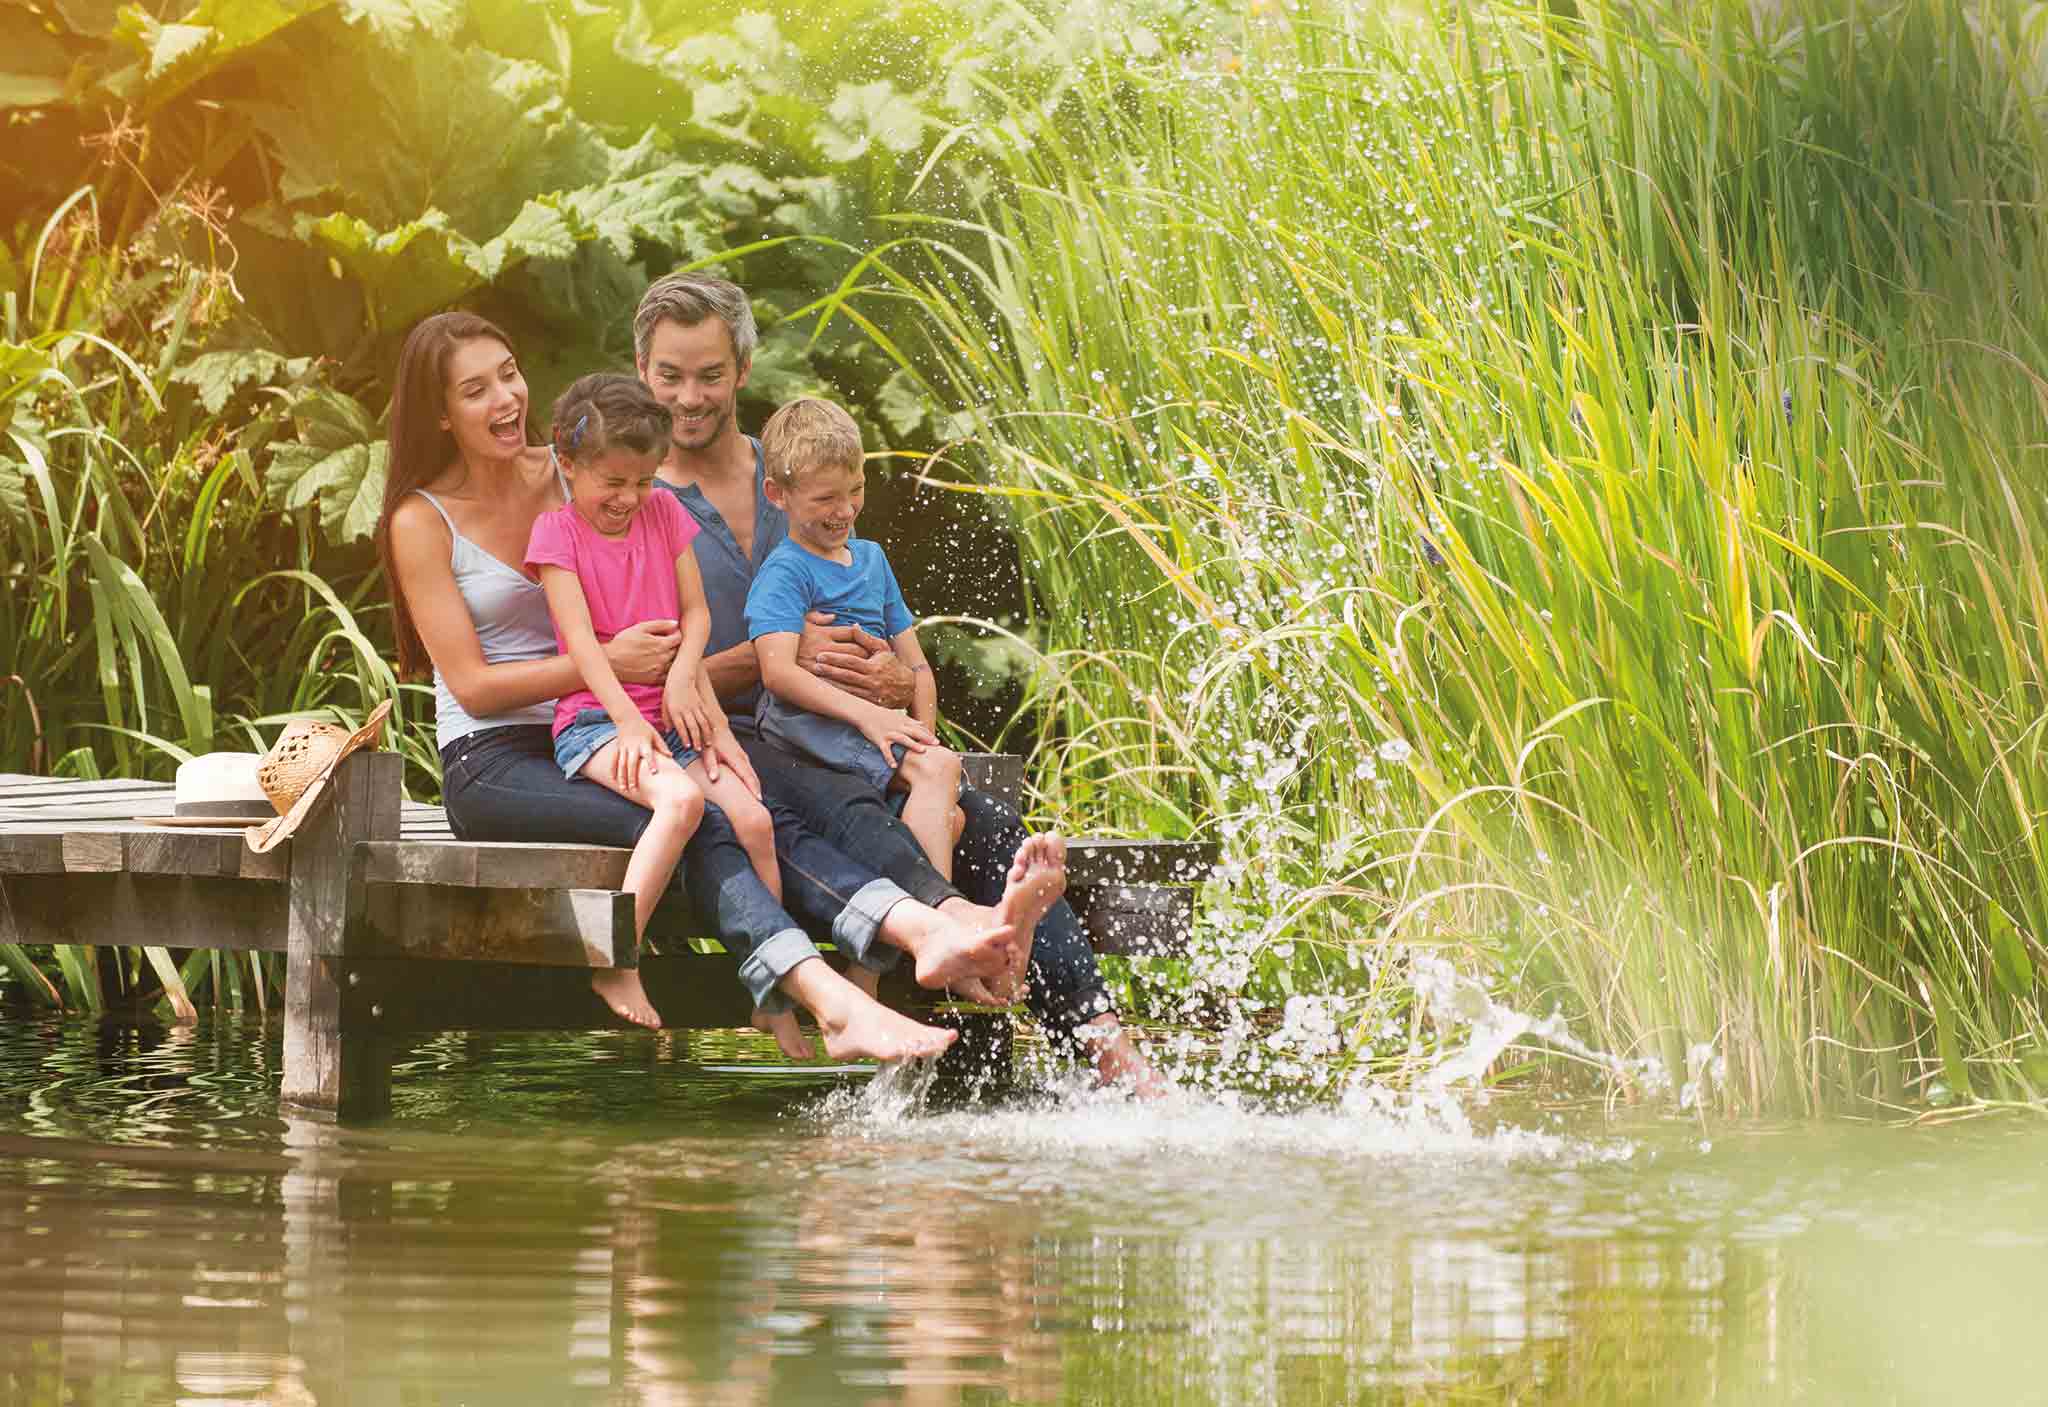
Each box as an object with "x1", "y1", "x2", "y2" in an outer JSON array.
[
  {"x1": 752, "y1": 1006, "x2": 816, "y2": 1060},
  {"x1": 894, "y1": 748, "x2": 962, "y2": 881},
  {"x1": 780, "y1": 957, "x2": 958, "y2": 1061},
  {"x1": 581, "y1": 744, "x2": 704, "y2": 1030},
  {"x1": 1076, "y1": 1014, "x2": 1166, "y2": 1098}
]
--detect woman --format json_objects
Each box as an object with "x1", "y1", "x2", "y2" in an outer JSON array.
[{"x1": 377, "y1": 313, "x2": 1042, "y2": 1060}]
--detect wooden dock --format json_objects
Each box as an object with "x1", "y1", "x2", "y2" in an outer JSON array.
[{"x1": 0, "y1": 756, "x2": 1214, "y2": 1118}]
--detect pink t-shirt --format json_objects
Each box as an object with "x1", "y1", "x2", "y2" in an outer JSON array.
[{"x1": 525, "y1": 489, "x2": 701, "y2": 736}]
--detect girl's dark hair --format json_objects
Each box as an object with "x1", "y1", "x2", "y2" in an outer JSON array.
[
  {"x1": 550, "y1": 372, "x2": 672, "y2": 465},
  {"x1": 376, "y1": 311, "x2": 517, "y2": 681}
]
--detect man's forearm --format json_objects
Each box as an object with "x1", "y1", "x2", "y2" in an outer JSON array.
[{"x1": 704, "y1": 639, "x2": 761, "y2": 704}]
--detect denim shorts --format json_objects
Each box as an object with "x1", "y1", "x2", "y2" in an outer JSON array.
[
  {"x1": 553, "y1": 707, "x2": 700, "y2": 779},
  {"x1": 753, "y1": 694, "x2": 898, "y2": 793}
]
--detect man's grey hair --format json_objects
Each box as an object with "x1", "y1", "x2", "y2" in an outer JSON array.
[{"x1": 633, "y1": 272, "x2": 758, "y2": 370}]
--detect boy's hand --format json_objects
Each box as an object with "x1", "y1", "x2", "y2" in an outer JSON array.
[
  {"x1": 663, "y1": 667, "x2": 713, "y2": 753},
  {"x1": 856, "y1": 705, "x2": 937, "y2": 763},
  {"x1": 611, "y1": 717, "x2": 671, "y2": 792}
]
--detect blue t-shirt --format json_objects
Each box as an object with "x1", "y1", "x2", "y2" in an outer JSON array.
[{"x1": 746, "y1": 538, "x2": 915, "y2": 644}]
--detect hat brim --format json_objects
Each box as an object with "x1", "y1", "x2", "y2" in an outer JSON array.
[
  {"x1": 142, "y1": 814, "x2": 275, "y2": 828},
  {"x1": 243, "y1": 700, "x2": 394, "y2": 855}
]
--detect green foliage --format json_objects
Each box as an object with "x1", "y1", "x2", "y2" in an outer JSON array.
[{"x1": 906, "y1": 0, "x2": 2048, "y2": 1111}]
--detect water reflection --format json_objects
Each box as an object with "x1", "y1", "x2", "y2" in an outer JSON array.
[{"x1": 3, "y1": 1017, "x2": 2048, "y2": 1404}]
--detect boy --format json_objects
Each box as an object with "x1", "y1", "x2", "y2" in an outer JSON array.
[{"x1": 745, "y1": 398, "x2": 965, "y2": 888}]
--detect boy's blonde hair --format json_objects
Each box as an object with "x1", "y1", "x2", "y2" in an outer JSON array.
[{"x1": 761, "y1": 397, "x2": 863, "y2": 488}]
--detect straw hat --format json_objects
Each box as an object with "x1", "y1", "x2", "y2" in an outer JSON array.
[
  {"x1": 243, "y1": 700, "x2": 394, "y2": 855},
  {"x1": 143, "y1": 752, "x2": 277, "y2": 827}
]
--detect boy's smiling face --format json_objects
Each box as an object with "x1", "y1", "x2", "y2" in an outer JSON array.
[{"x1": 768, "y1": 461, "x2": 865, "y2": 560}]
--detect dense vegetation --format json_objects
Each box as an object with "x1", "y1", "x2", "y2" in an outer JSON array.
[
  {"x1": 901, "y1": 0, "x2": 2048, "y2": 1111},
  {"x1": 8, "y1": 0, "x2": 2048, "y2": 1115}
]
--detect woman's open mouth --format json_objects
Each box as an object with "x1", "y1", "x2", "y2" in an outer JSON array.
[{"x1": 489, "y1": 409, "x2": 524, "y2": 445}]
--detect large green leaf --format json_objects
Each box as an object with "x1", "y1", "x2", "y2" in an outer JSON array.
[
  {"x1": 338, "y1": 0, "x2": 463, "y2": 42},
  {"x1": 0, "y1": 9, "x2": 73, "y2": 110},
  {"x1": 169, "y1": 347, "x2": 311, "y2": 413},
  {"x1": 267, "y1": 438, "x2": 387, "y2": 545}
]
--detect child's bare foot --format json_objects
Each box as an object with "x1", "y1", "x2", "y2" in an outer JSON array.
[
  {"x1": 985, "y1": 834, "x2": 1066, "y2": 997},
  {"x1": 593, "y1": 969, "x2": 661, "y2": 1029},
  {"x1": 818, "y1": 1001, "x2": 958, "y2": 1062},
  {"x1": 752, "y1": 1006, "x2": 816, "y2": 1060},
  {"x1": 1078, "y1": 1015, "x2": 1166, "y2": 1098}
]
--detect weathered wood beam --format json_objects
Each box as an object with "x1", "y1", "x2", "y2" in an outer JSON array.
[
  {"x1": 0, "y1": 826, "x2": 288, "y2": 879},
  {"x1": 353, "y1": 884, "x2": 636, "y2": 969},
  {"x1": 338, "y1": 952, "x2": 755, "y2": 1033},
  {"x1": 349, "y1": 835, "x2": 1217, "y2": 893},
  {"x1": 1069, "y1": 882, "x2": 1196, "y2": 958},
  {"x1": 0, "y1": 872, "x2": 288, "y2": 952},
  {"x1": 282, "y1": 751, "x2": 403, "y2": 1120}
]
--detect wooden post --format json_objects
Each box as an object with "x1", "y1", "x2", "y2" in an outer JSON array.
[{"x1": 282, "y1": 750, "x2": 403, "y2": 1118}]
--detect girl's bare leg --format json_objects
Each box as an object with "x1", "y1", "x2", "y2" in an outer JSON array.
[
  {"x1": 580, "y1": 743, "x2": 704, "y2": 1029},
  {"x1": 689, "y1": 760, "x2": 781, "y2": 903}
]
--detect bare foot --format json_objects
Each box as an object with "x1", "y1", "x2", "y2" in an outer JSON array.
[
  {"x1": 908, "y1": 911, "x2": 1016, "y2": 999},
  {"x1": 820, "y1": 1001, "x2": 958, "y2": 1063},
  {"x1": 1079, "y1": 1015, "x2": 1166, "y2": 1099},
  {"x1": 985, "y1": 834, "x2": 1066, "y2": 997},
  {"x1": 752, "y1": 1006, "x2": 816, "y2": 1060},
  {"x1": 593, "y1": 969, "x2": 661, "y2": 1029}
]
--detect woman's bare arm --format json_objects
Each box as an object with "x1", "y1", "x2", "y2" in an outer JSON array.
[{"x1": 389, "y1": 495, "x2": 676, "y2": 714}]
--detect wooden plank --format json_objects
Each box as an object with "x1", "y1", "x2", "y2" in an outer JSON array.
[
  {"x1": 358, "y1": 839, "x2": 623, "y2": 890},
  {"x1": 1066, "y1": 839, "x2": 1217, "y2": 888},
  {"x1": 282, "y1": 751, "x2": 403, "y2": 1119},
  {"x1": 338, "y1": 952, "x2": 755, "y2": 1033},
  {"x1": 354, "y1": 884, "x2": 636, "y2": 968},
  {"x1": 1069, "y1": 882, "x2": 1194, "y2": 958},
  {"x1": 0, "y1": 872, "x2": 287, "y2": 952},
  {"x1": 353, "y1": 836, "x2": 1213, "y2": 893},
  {"x1": 0, "y1": 775, "x2": 169, "y2": 798},
  {"x1": 0, "y1": 833, "x2": 64, "y2": 874},
  {"x1": 126, "y1": 828, "x2": 243, "y2": 878},
  {"x1": 62, "y1": 832, "x2": 124, "y2": 872}
]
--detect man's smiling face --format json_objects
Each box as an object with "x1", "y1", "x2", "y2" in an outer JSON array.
[{"x1": 637, "y1": 316, "x2": 749, "y2": 456}]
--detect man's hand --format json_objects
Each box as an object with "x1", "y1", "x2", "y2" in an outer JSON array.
[{"x1": 798, "y1": 610, "x2": 914, "y2": 710}]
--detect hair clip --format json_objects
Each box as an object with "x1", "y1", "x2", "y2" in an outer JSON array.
[{"x1": 567, "y1": 412, "x2": 589, "y2": 452}]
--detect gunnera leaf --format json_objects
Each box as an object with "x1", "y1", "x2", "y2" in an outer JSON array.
[
  {"x1": 170, "y1": 348, "x2": 306, "y2": 414},
  {"x1": 266, "y1": 438, "x2": 387, "y2": 544}
]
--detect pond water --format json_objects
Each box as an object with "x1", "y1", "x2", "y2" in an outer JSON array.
[{"x1": 2, "y1": 1016, "x2": 2044, "y2": 1406}]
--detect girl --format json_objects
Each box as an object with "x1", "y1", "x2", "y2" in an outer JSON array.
[{"x1": 524, "y1": 373, "x2": 782, "y2": 1025}]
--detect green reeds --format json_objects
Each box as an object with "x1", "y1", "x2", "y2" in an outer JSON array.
[{"x1": 904, "y1": 0, "x2": 2048, "y2": 1111}]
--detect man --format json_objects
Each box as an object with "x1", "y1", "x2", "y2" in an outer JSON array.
[{"x1": 634, "y1": 271, "x2": 1159, "y2": 1092}]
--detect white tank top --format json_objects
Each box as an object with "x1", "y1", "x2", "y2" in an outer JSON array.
[{"x1": 411, "y1": 488, "x2": 558, "y2": 750}]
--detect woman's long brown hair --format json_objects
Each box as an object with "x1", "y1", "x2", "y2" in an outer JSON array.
[{"x1": 376, "y1": 311, "x2": 517, "y2": 681}]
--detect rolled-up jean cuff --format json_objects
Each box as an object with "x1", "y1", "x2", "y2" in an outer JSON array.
[
  {"x1": 832, "y1": 878, "x2": 909, "y2": 974},
  {"x1": 1043, "y1": 986, "x2": 1116, "y2": 1047},
  {"x1": 738, "y1": 928, "x2": 822, "y2": 1015}
]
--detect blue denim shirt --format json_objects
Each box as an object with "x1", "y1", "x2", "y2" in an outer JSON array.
[{"x1": 655, "y1": 437, "x2": 788, "y2": 727}]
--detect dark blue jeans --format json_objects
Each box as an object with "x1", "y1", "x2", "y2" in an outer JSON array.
[
  {"x1": 739, "y1": 735, "x2": 1115, "y2": 1047},
  {"x1": 440, "y1": 725, "x2": 909, "y2": 1011}
]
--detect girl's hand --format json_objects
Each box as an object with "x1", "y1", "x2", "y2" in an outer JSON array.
[
  {"x1": 611, "y1": 717, "x2": 671, "y2": 792},
  {"x1": 663, "y1": 668, "x2": 713, "y2": 753},
  {"x1": 707, "y1": 727, "x2": 762, "y2": 799},
  {"x1": 857, "y1": 706, "x2": 936, "y2": 763},
  {"x1": 606, "y1": 620, "x2": 681, "y2": 685}
]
